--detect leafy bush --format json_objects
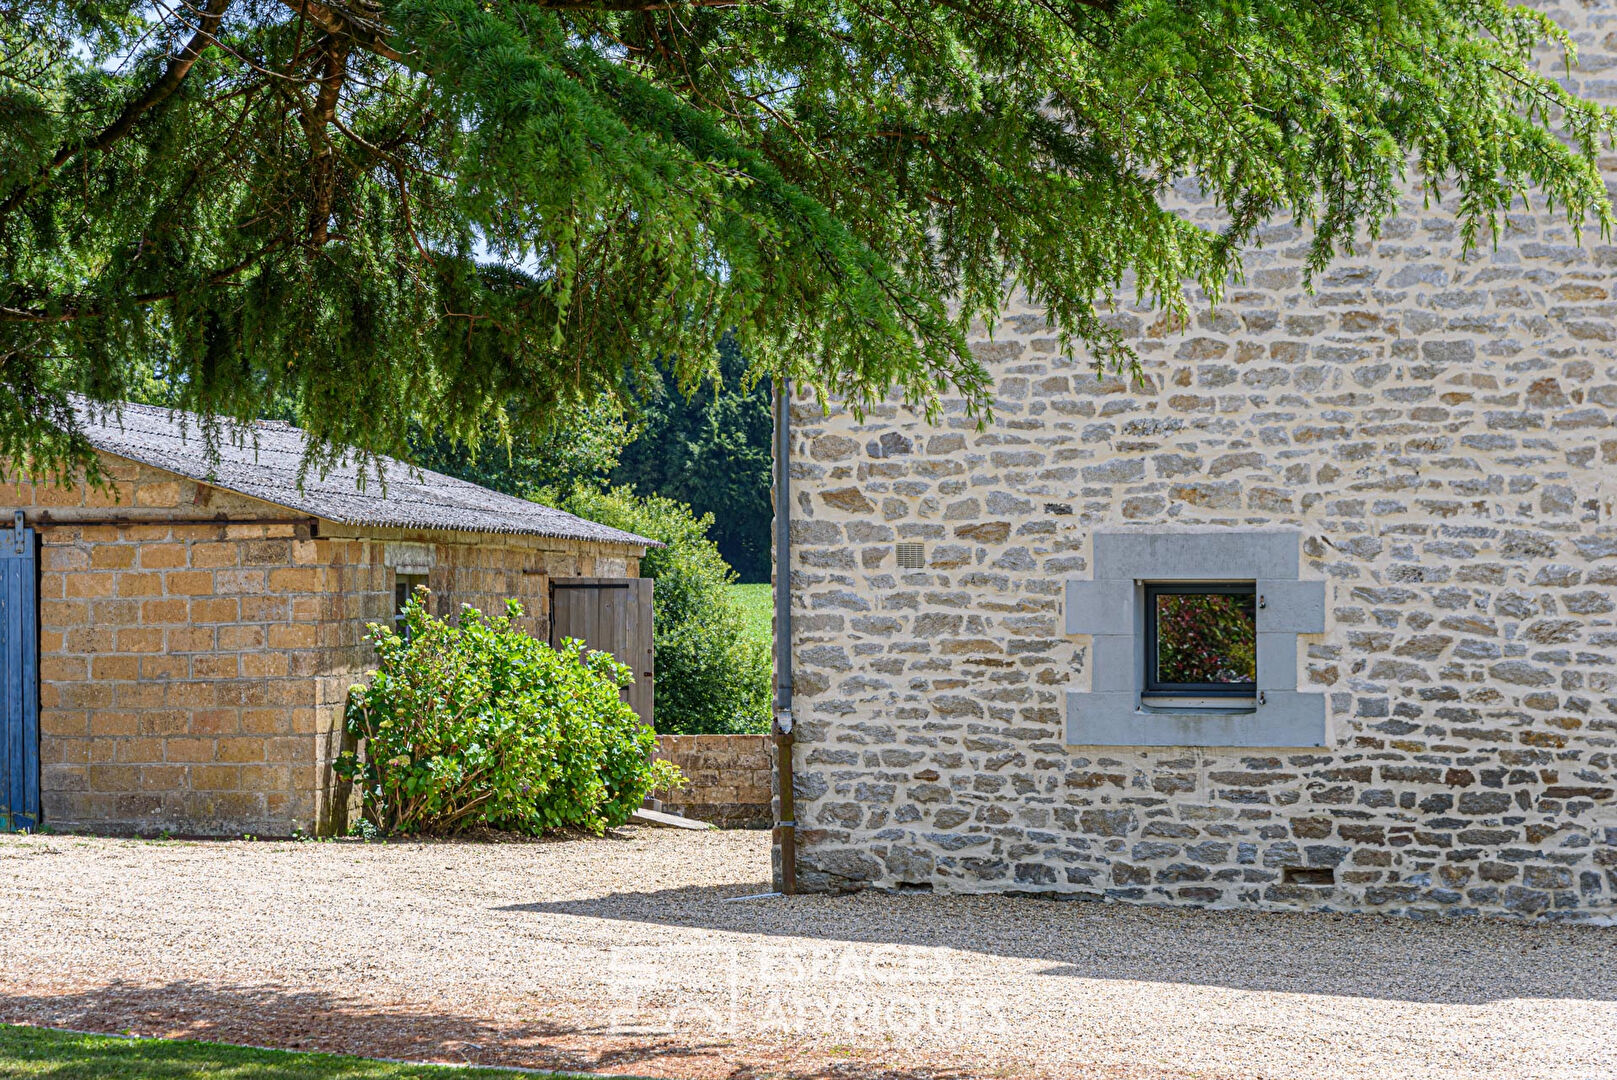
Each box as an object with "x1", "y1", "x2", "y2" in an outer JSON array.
[
  {"x1": 336, "y1": 594, "x2": 683, "y2": 835},
  {"x1": 558, "y1": 486, "x2": 772, "y2": 734}
]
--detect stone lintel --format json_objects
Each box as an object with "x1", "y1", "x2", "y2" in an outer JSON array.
[{"x1": 1092, "y1": 528, "x2": 1300, "y2": 581}]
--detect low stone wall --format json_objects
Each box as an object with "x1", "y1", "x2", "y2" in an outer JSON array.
[{"x1": 653, "y1": 734, "x2": 773, "y2": 829}]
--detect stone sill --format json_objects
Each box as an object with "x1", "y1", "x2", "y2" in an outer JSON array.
[{"x1": 1066, "y1": 690, "x2": 1329, "y2": 748}]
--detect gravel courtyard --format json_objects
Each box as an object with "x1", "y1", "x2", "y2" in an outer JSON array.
[{"x1": 0, "y1": 829, "x2": 1612, "y2": 1080}]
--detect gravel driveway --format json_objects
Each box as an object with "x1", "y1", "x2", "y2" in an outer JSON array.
[{"x1": 0, "y1": 829, "x2": 1612, "y2": 1080}]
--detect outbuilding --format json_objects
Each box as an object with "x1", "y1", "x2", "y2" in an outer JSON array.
[{"x1": 0, "y1": 400, "x2": 654, "y2": 837}]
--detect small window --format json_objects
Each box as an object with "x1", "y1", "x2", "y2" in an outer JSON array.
[
  {"x1": 1143, "y1": 583, "x2": 1256, "y2": 697},
  {"x1": 394, "y1": 573, "x2": 429, "y2": 635}
]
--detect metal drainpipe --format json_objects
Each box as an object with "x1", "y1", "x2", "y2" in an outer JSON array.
[{"x1": 772, "y1": 377, "x2": 796, "y2": 895}]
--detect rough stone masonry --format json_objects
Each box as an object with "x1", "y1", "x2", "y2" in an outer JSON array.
[{"x1": 780, "y1": 1, "x2": 1617, "y2": 920}]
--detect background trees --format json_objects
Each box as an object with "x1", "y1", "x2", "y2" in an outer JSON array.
[
  {"x1": 612, "y1": 339, "x2": 772, "y2": 583},
  {"x1": 411, "y1": 395, "x2": 637, "y2": 500}
]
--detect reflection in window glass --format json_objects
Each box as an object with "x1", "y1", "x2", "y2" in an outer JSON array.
[
  {"x1": 394, "y1": 573, "x2": 429, "y2": 635},
  {"x1": 1153, "y1": 590, "x2": 1256, "y2": 687}
]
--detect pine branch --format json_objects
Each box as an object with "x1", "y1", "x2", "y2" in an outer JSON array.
[
  {"x1": 531, "y1": 0, "x2": 741, "y2": 9},
  {"x1": 275, "y1": 0, "x2": 404, "y2": 61},
  {"x1": 0, "y1": 241, "x2": 288, "y2": 324},
  {"x1": 273, "y1": 0, "x2": 747, "y2": 67},
  {"x1": 303, "y1": 35, "x2": 350, "y2": 245},
  {"x1": 0, "y1": 0, "x2": 232, "y2": 220}
]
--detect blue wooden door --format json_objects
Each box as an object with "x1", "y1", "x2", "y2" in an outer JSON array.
[{"x1": 0, "y1": 516, "x2": 38, "y2": 832}]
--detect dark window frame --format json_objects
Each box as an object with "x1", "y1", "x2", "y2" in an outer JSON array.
[
  {"x1": 1142, "y1": 582, "x2": 1258, "y2": 698},
  {"x1": 394, "y1": 572, "x2": 430, "y2": 635}
]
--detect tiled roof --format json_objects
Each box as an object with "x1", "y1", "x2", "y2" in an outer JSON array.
[{"x1": 72, "y1": 399, "x2": 656, "y2": 548}]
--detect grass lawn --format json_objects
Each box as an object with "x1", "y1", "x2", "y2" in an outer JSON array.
[
  {"x1": 0, "y1": 1025, "x2": 608, "y2": 1080},
  {"x1": 729, "y1": 582, "x2": 771, "y2": 649}
]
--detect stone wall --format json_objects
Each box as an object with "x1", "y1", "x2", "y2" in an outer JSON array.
[
  {"x1": 17, "y1": 453, "x2": 641, "y2": 837},
  {"x1": 781, "y1": 1, "x2": 1617, "y2": 920},
  {"x1": 654, "y1": 734, "x2": 773, "y2": 828},
  {"x1": 27, "y1": 456, "x2": 339, "y2": 836}
]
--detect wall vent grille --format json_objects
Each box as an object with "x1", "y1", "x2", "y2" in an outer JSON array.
[
  {"x1": 895, "y1": 542, "x2": 926, "y2": 569},
  {"x1": 1281, "y1": 866, "x2": 1336, "y2": 886}
]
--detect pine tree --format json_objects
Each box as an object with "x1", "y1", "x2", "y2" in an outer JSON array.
[{"x1": 3, "y1": 0, "x2": 1612, "y2": 472}]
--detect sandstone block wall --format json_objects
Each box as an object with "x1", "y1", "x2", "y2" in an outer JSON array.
[
  {"x1": 781, "y1": 1, "x2": 1617, "y2": 920},
  {"x1": 27, "y1": 457, "x2": 346, "y2": 835},
  {"x1": 655, "y1": 734, "x2": 773, "y2": 828}
]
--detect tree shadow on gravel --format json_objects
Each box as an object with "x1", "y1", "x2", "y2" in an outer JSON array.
[
  {"x1": 0, "y1": 981, "x2": 1004, "y2": 1080},
  {"x1": 500, "y1": 883, "x2": 1617, "y2": 1005}
]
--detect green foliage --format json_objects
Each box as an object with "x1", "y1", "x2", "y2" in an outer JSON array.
[
  {"x1": 410, "y1": 394, "x2": 636, "y2": 499},
  {"x1": 336, "y1": 593, "x2": 683, "y2": 835},
  {"x1": 613, "y1": 338, "x2": 772, "y2": 583},
  {"x1": 4, "y1": 0, "x2": 1614, "y2": 475},
  {"x1": 558, "y1": 487, "x2": 771, "y2": 734},
  {"x1": 0, "y1": 1023, "x2": 598, "y2": 1079},
  {"x1": 404, "y1": 341, "x2": 768, "y2": 584}
]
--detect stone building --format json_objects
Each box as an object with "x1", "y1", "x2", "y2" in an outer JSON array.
[
  {"x1": 779, "y1": 3, "x2": 1617, "y2": 920},
  {"x1": 3, "y1": 400, "x2": 652, "y2": 837}
]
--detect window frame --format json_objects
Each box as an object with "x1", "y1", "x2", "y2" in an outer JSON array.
[
  {"x1": 1141, "y1": 582, "x2": 1258, "y2": 699},
  {"x1": 393, "y1": 572, "x2": 429, "y2": 635}
]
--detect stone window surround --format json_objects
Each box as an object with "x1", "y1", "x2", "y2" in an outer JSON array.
[{"x1": 1065, "y1": 529, "x2": 1328, "y2": 748}]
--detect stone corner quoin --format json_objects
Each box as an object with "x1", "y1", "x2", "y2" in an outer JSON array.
[{"x1": 777, "y1": 3, "x2": 1617, "y2": 921}]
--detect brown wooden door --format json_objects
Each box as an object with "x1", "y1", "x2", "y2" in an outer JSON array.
[{"x1": 549, "y1": 578, "x2": 655, "y2": 727}]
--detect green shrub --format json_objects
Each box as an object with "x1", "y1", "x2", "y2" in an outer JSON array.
[
  {"x1": 336, "y1": 594, "x2": 683, "y2": 835},
  {"x1": 558, "y1": 486, "x2": 772, "y2": 734}
]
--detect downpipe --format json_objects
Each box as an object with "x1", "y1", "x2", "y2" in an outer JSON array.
[{"x1": 772, "y1": 377, "x2": 796, "y2": 895}]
